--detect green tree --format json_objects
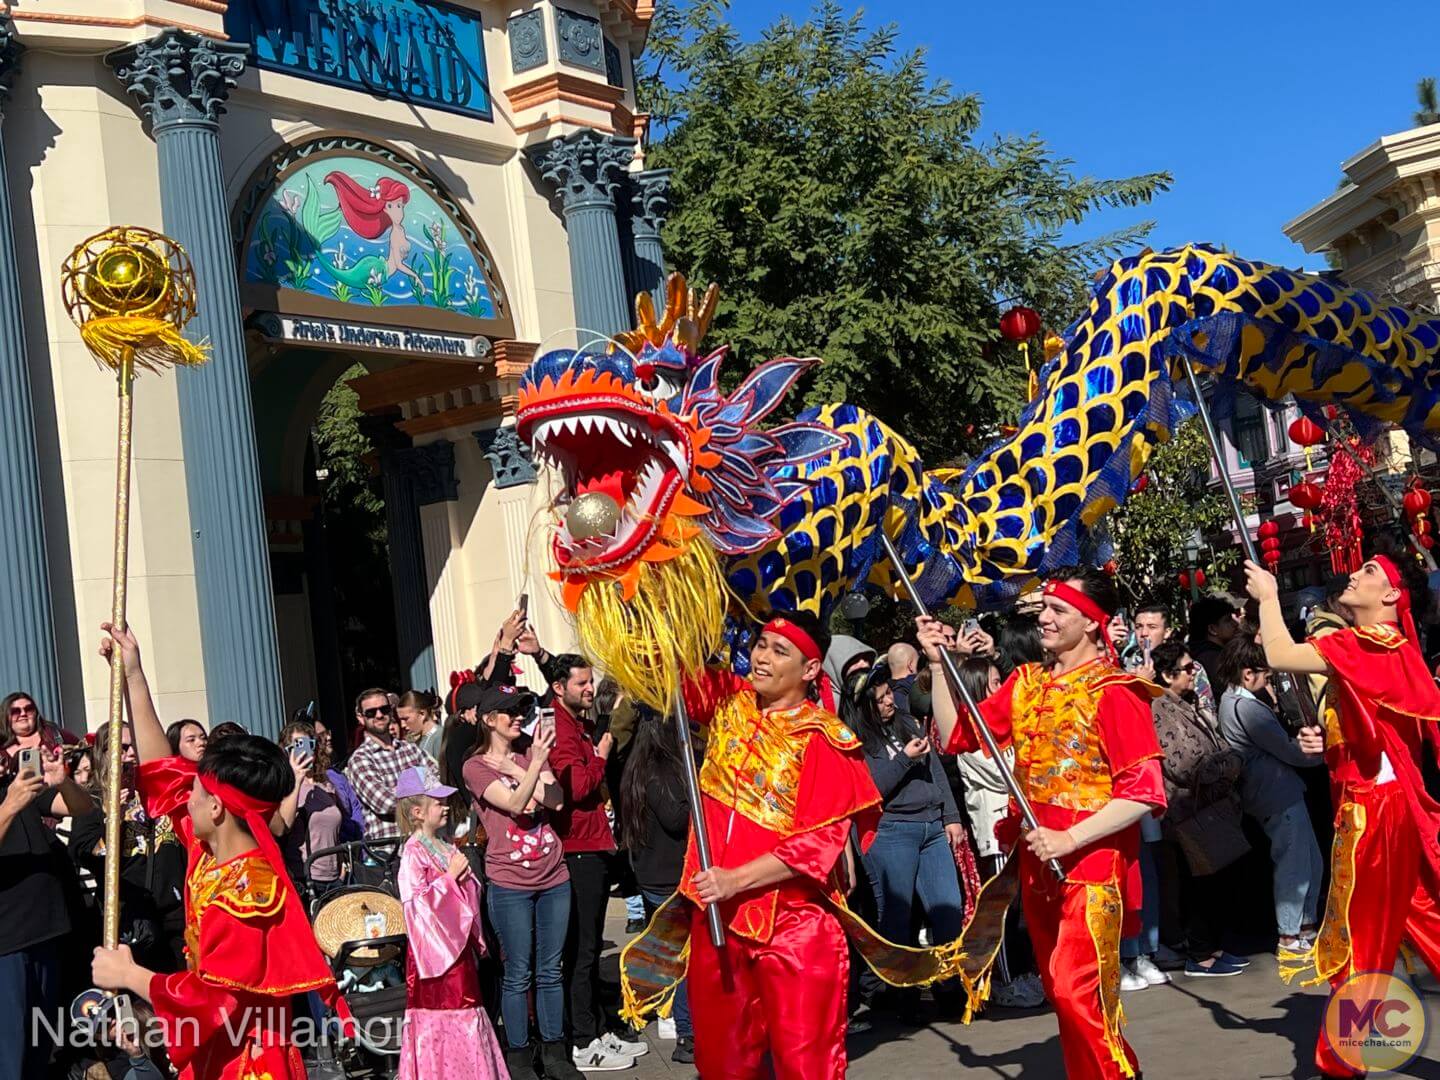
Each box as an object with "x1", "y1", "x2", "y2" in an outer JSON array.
[
  {"x1": 1416, "y1": 77, "x2": 1439, "y2": 127},
  {"x1": 639, "y1": 0, "x2": 1171, "y2": 465},
  {"x1": 1105, "y1": 419, "x2": 1236, "y2": 615}
]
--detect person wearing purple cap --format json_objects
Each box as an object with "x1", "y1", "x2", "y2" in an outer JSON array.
[{"x1": 393, "y1": 765, "x2": 509, "y2": 1080}]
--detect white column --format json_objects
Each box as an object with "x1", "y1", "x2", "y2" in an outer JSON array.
[{"x1": 419, "y1": 502, "x2": 465, "y2": 689}]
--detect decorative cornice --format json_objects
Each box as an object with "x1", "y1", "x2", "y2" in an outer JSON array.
[
  {"x1": 526, "y1": 128, "x2": 636, "y2": 211},
  {"x1": 107, "y1": 28, "x2": 248, "y2": 133},
  {"x1": 349, "y1": 360, "x2": 490, "y2": 416},
  {"x1": 11, "y1": 11, "x2": 224, "y2": 37},
  {"x1": 506, "y1": 71, "x2": 626, "y2": 115},
  {"x1": 474, "y1": 425, "x2": 537, "y2": 488},
  {"x1": 631, "y1": 168, "x2": 671, "y2": 240},
  {"x1": 492, "y1": 340, "x2": 538, "y2": 380},
  {"x1": 399, "y1": 397, "x2": 516, "y2": 437}
]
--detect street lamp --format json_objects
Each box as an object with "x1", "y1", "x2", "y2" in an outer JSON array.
[{"x1": 1184, "y1": 537, "x2": 1201, "y2": 602}]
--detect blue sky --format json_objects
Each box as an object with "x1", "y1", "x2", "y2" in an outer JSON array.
[{"x1": 728, "y1": 1, "x2": 1440, "y2": 271}]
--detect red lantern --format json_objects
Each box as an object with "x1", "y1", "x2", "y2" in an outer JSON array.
[
  {"x1": 999, "y1": 306, "x2": 1042, "y2": 342},
  {"x1": 1416, "y1": 518, "x2": 1431, "y2": 536},
  {"x1": 1422, "y1": 535, "x2": 1436, "y2": 550},
  {"x1": 1258, "y1": 520, "x2": 1280, "y2": 539},
  {"x1": 1177, "y1": 571, "x2": 1190, "y2": 589},
  {"x1": 1287, "y1": 416, "x2": 1325, "y2": 448},
  {"x1": 1194, "y1": 569, "x2": 1207, "y2": 588},
  {"x1": 1132, "y1": 474, "x2": 1150, "y2": 494},
  {"x1": 1288, "y1": 481, "x2": 1323, "y2": 510},
  {"x1": 1403, "y1": 485, "x2": 1432, "y2": 517},
  {"x1": 1323, "y1": 404, "x2": 1340, "y2": 420},
  {"x1": 1261, "y1": 536, "x2": 1282, "y2": 554}
]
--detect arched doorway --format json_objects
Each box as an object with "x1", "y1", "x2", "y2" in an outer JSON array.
[{"x1": 233, "y1": 135, "x2": 515, "y2": 725}]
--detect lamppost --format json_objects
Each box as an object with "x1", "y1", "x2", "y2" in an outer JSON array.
[{"x1": 1184, "y1": 537, "x2": 1201, "y2": 603}]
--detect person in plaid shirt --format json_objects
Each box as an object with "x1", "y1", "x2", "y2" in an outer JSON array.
[{"x1": 345, "y1": 687, "x2": 433, "y2": 840}]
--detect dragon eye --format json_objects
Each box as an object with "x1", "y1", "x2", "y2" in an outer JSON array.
[{"x1": 634, "y1": 361, "x2": 658, "y2": 388}]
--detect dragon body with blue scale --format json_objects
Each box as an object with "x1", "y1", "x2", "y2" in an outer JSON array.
[{"x1": 516, "y1": 248, "x2": 1440, "y2": 711}]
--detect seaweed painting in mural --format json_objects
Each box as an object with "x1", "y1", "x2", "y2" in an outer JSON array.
[{"x1": 244, "y1": 155, "x2": 497, "y2": 318}]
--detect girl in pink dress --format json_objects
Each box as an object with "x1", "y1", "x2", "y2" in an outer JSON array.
[{"x1": 393, "y1": 767, "x2": 509, "y2": 1080}]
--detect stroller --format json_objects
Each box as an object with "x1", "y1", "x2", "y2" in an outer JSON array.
[{"x1": 304, "y1": 838, "x2": 409, "y2": 1080}]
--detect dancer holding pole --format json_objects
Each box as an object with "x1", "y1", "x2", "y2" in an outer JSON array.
[{"x1": 921, "y1": 566, "x2": 1166, "y2": 1080}]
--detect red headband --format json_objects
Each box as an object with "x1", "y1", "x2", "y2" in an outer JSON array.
[
  {"x1": 759, "y1": 618, "x2": 836, "y2": 711},
  {"x1": 1044, "y1": 579, "x2": 1118, "y2": 663},
  {"x1": 1373, "y1": 555, "x2": 1419, "y2": 645}
]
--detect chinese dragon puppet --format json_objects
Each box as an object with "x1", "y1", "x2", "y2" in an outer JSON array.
[{"x1": 516, "y1": 244, "x2": 1440, "y2": 710}]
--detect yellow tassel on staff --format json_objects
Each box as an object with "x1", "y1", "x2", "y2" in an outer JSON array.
[{"x1": 61, "y1": 227, "x2": 208, "y2": 963}]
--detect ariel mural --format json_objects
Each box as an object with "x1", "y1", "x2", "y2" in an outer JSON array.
[{"x1": 244, "y1": 154, "x2": 497, "y2": 318}]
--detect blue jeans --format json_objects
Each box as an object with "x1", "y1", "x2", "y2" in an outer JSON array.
[
  {"x1": 0, "y1": 938, "x2": 60, "y2": 1080},
  {"x1": 860, "y1": 818, "x2": 964, "y2": 998},
  {"x1": 641, "y1": 889, "x2": 692, "y2": 1039},
  {"x1": 1262, "y1": 801, "x2": 1324, "y2": 937},
  {"x1": 487, "y1": 881, "x2": 572, "y2": 1049},
  {"x1": 1121, "y1": 839, "x2": 1161, "y2": 960}
]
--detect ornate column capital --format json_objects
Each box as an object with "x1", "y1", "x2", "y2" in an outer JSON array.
[
  {"x1": 526, "y1": 129, "x2": 637, "y2": 212},
  {"x1": 631, "y1": 168, "x2": 671, "y2": 240},
  {"x1": 0, "y1": 16, "x2": 23, "y2": 112},
  {"x1": 474, "y1": 426, "x2": 537, "y2": 488},
  {"x1": 390, "y1": 440, "x2": 460, "y2": 506},
  {"x1": 107, "y1": 28, "x2": 248, "y2": 133}
]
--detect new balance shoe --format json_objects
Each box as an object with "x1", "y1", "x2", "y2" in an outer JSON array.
[
  {"x1": 1134, "y1": 955, "x2": 1172, "y2": 986},
  {"x1": 1120, "y1": 963, "x2": 1150, "y2": 992},
  {"x1": 600, "y1": 1031, "x2": 648, "y2": 1058},
  {"x1": 572, "y1": 1039, "x2": 633, "y2": 1072}
]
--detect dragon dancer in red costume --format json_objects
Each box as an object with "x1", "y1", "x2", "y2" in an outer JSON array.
[
  {"x1": 1245, "y1": 555, "x2": 1440, "y2": 1077},
  {"x1": 619, "y1": 610, "x2": 961, "y2": 1080},
  {"x1": 923, "y1": 565, "x2": 1166, "y2": 1080},
  {"x1": 90, "y1": 624, "x2": 347, "y2": 1080}
]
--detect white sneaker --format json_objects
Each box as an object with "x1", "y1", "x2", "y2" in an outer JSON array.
[
  {"x1": 573, "y1": 1039, "x2": 634, "y2": 1071},
  {"x1": 1120, "y1": 963, "x2": 1149, "y2": 992},
  {"x1": 1134, "y1": 954, "x2": 1171, "y2": 986},
  {"x1": 657, "y1": 1017, "x2": 677, "y2": 1041},
  {"x1": 600, "y1": 1031, "x2": 648, "y2": 1058}
]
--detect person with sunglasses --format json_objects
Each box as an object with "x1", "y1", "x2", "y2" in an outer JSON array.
[{"x1": 344, "y1": 687, "x2": 434, "y2": 840}]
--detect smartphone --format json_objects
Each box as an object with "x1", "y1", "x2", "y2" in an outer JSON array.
[
  {"x1": 1143, "y1": 640, "x2": 1153, "y2": 665},
  {"x1": 17, "y1": 746, "x2": 41, "y2": 778},
  {"x1": 962, "y1": 618, "x2": 981, "y2": 637},
  {"x1": 517, "y1": 592, "x2": 529, "y2": 618},
  {"x1": 292, "y1": 735, "x2": 316, "y2": 758}
]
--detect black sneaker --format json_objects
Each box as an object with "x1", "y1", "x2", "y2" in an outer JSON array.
[
  {"x1": 671, "y1": 1037, "x2": 695, "y2": 1064},
  {"x1": 625, "y1": 916, "x2": 646, "y2": 934}
]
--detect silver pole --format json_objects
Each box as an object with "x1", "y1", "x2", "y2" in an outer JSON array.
[
  {"x1": 877, "y1": 531, "x2": 1065, "y2": 881},
  {"x1": 673, "y1": 692, "x2": 725, "y2": 947}
]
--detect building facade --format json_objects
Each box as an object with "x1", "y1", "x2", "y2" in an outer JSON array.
[{"x1": 0, "y1": 0, "x2": 666, "y2": 735}]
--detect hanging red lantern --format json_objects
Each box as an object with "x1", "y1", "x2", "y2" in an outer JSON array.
[
  {"x1": 1287, "y1": 416, "x2": 1325, "y2": 447},
  {"x1": 1416, "y1": 518, "x2": 1431, "y2": 536},
  {"x1": 1177, "y1": 571, "x2": 1190, "y2": 589},
  {"x1": 1403, "y1": 485, "x2": 1432, "y2": 517},
  {"x1": 1194, "y1": 569, "x2": 1207, "y2": 588},
  {"x1": 1288, "y1": 481, "x2": 1323, "y2": 510},
  {"x1": 1323, "y1": 404, "x2": 1340, "y2": 421},
  {"x1": 999, "y1": 306, "x2": 1042, "y2": 342},
  {"x1": 1261, "y1": 536, "x2": 1282, "y2": 553},
  {"x1": 1258, "y1": 520, "x2": 1281, "y2": 539}
]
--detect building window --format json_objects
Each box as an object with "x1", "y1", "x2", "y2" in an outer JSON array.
[{"x1": 1231, "y1": 390, "x2": 1269, "y2": 468}]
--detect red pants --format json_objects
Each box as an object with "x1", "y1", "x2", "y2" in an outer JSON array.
[
  {"x1": 1316, "y1": 783, "x2": 1440, "y2": 1077},
  {"x1": 687, "y1": 898, "x2": 849, "y2": 1079},
  {"x1": 1022, "y1": 869, "x2": 1139, "y2": 1080}
]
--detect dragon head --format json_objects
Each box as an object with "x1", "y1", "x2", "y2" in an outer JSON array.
[{"x1": 516, "y1": 274, "x2": 846, "y2": 616}]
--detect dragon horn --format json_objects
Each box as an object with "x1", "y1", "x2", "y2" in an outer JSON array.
[
  {"x1": 635, "y1": 291, "x2": 659, "y2": 342},
  {"x1": 673, "y1": 317, "x2": 700, "y2": 355},
  {"x1": 664, "y1": 273, "x2": 686, "y2": 325},
  {"x1": 694, "y1": 283, "x2": 720, "y2": 340}
]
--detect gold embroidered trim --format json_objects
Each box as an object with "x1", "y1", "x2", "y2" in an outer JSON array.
[
  {"x1": 1280, "y1": 800, "x2": 1364, "y2": 987},
  {"x1": 1084, "y1": 882, "x2": 1135, "y2": 1079}
]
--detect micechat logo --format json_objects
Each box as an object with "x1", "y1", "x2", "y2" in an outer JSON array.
[{"x1": 1324, "y1": 971, "x2": 1427, "y2": 1073}]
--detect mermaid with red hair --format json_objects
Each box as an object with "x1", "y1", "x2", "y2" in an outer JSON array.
[{"x1": 323, "y1": 170, "x2": 428, "y2": 297}]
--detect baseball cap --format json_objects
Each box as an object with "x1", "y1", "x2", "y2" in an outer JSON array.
[
  {"x1": 476, "y1": 684, "x2": 536, "y2": 716},
  {"x1": 449, "y1": 680, "x2": 485, "y2": 714},
  {"x1": 393, "y1": 766, "x2": 455, "y2": 801}
]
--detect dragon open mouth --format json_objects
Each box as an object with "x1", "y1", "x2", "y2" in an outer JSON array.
[{"x1": 525, "y1": 402, "x2": 692, "y2": 573}]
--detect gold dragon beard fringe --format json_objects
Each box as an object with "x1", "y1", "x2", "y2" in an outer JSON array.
[
  {"x1": 81, "y1": 316, "x2": 209, "y2": 373},
  {"x1": 572, "y1": 538, "x2": 729, "y2": 713}
]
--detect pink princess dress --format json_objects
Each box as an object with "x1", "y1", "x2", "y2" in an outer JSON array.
[{"x1": 397, "y1": 833, "x2": 509, "y2": 1080}]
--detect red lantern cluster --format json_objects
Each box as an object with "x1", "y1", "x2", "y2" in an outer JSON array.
[
  {"x1": 1177, "y1": 569, "x2": 1207, "y2": 589},
  {"x1": 1258, "y1": 519, "x2": 1283, "y2": 571},
  {"x1": 999, "y1": 305, "x2": 1042, "y2": 342},
  {"x1": 1404, "y1": 479, "x2": 1434, "y2": 551}
]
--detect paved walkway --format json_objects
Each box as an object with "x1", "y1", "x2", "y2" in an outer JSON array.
[{"x1": 602, "y1": 904, "x2": 1440, "y2": 1078}]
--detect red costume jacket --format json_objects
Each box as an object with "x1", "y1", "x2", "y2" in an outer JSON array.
[{"x1": 139, "y1": 758, "x2": 342, "y2": 1080}]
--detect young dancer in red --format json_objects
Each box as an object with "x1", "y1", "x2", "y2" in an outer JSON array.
[
  {"x1": 91, "y1": 624, "x2": 347, "y2": 1080},
  {"x1": 925, "y1": 566, "x2": 1166, "y2": 1080},
  {"x1": 1245, "y1": 556, "x2": 1440, "y2": 1077}
]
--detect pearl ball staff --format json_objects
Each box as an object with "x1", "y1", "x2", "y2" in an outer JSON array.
[
  {"x1": 60, "y1": 227, "x2": 208, "y2": 1014},
  {"x1": 877, "y1": 530, "x2": 1065, "y2": 882}
]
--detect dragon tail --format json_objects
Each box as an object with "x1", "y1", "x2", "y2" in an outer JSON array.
[{"x1": 895, "y1": 244, "x2": 1440, "y2": 610}]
